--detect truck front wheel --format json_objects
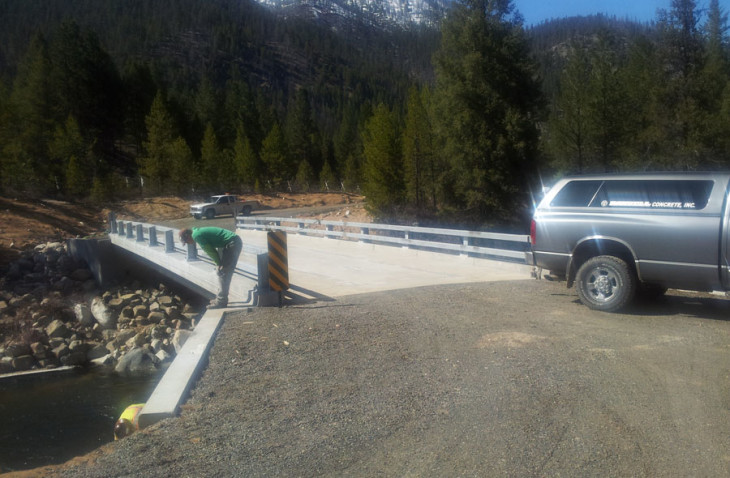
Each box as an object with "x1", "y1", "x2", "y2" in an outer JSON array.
[{"x1": 576, "y1": 255, "x2": 635, "y2": 312}]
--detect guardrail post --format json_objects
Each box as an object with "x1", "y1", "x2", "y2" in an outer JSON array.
[
  {"x1": 186, "y1": 242, "x2": 198, "y2": 261},
  {"x1": 403, "y1": 230, "x2": 410, "y2": 249},
  {"x1": 361, "y1": 227, "x2": 369, "y2": 244},
  {"x1": 326, "y1": 224, "x2": 333, "y2": 238},
  {"x1": 257, "y1": 252, "x2": 270, "y2": 293},
  {"x1": 165, "y1": 230, "x2": 174, "y2": 253},
  {"x1": 109, "y1": 212, "x2": 117, "y2": 234},
  {"x1": 126, "y1": 223, "x2": 134, "y2": 239},
  {"x1": 149, "y1": 226, "x2": 158, "y2": 246},
  {"x1": 461, "y1": 236, "x2": 469, "y2": 257},
  {"x1": 136, "y1": 224, "x2": 144, "y2": 242},
  {"x1": 298, "y1": 221, "x2": 305, "y2": 235},
  {"x1": 117, "y1": 221, "x2": 125, "y2": 235}
]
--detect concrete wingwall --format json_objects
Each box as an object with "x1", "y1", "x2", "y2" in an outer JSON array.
[{"x1": 66, "y1": 238, "x2": 214, "y2": 300}]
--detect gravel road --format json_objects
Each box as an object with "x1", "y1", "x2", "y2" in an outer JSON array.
[{"x1": 38, "y1": 280, "x2": 730, "y2": 477}]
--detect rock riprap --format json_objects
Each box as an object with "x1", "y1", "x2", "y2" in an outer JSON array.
[{"x1": 0, "y1": 241, "x2": 203, "y2": 375}]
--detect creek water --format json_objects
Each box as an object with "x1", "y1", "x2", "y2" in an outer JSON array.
[{"x1": 0, "y1": 367, "x2": 162, "y2": 472}]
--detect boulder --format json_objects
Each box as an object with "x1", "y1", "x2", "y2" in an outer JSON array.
[
  {"x1": 49, "y1": 337, "x2": 66, "y2": 348},
  {"x1": 107, "y1": 297, "x2": 125, "y2": 309},
  {"x1": 30, "y1": 342, "x2": 47, "y2": 360},
  {"x1": 90, "y1": 296, "x2": 116, "y2": 329},
  {"x1": 74, "y1": 304, "x2": 94, "y2": 326},
  {"x1": 5, "y1": 342, "x2": 32, "y2": 357},
  {"x1": 114, "y1": 329, "x2": 137, "y2": 346},
  {"x1": 148, "y1": 311, "x2": 165, "y2": 324},
  {"x1": 171, "y1": 329, "x2": 192, "y2": 353},
  {"x1": 126, "y1": 332, "x2": 147, "y2": 349},
  {"x1": 12, "y1": 355, "x2": 35, "y2": 371},
  {"x1": 90, "y1": 354, "x2": 114, "y2": 367},
  {"x1": 119, "y1": 293, "x2": 140, "y2": 305},
  {"x1": 132, "y1": 304, "x2": 149, "y2": 317},
  {"x1": 155, "y1": 348, "x2": 172, "y2": 363},
  {"x1": 46, "y1": 320, "x2": 70, "y2": 339},
  {"x1": 68, "y1": 340, "x2": 89, "y2": 354},
  {"x1": 0, "y1": 357, "x2": 14, "y2": 373},
  {"x1": 114, "y1": 348, "x2": 158, "y2": 376},
  {"x1": 150, "y1": 338, "x2": 163, "y2": 353},
  {"x1": 87, "y1": 343, "x2": 108, "y2": 360},
  {"x1": 61, "y1": 351, "x2": 86, "y2": 366},
  {"x1": 52, "y1": 343, "x2": 70, "y2": 360}
]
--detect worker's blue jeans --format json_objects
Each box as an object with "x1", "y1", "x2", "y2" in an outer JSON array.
[{"x1": 217, "y1": 235, "x2": 243, "y2": 303}]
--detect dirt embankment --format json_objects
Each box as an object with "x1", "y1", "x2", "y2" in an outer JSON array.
[{"x1": 0, "y1": 193, "x2": 367, "y2": 268}]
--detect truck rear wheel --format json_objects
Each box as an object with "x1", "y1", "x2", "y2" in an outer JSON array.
[
  {"x1": 240, "y1": 205, "x2": 252, "y2": 216},
  {"x1": 576, "y1": 255, "x2": 635, "y2": 312}
]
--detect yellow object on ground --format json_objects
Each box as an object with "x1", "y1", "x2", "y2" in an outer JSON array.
[{"x1": 114, "y1": 403, "x2": 145, "y2": 440}]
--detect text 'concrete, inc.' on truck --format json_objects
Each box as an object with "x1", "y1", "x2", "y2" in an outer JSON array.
[
  {"x1": 190, "y1": 194, "x2": 258, "y2": 220},
  {"x1": 526, "y1": 172, "x2": 730, "y2": 312}
]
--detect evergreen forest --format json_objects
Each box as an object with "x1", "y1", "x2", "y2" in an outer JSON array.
[{"x1": 0, "y1": 0, "x2": 728, "y2": 228}]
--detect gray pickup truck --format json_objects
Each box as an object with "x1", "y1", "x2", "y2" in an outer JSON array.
[{"x1": 527, "y1": 172, "x2": 730, "y2": 311}]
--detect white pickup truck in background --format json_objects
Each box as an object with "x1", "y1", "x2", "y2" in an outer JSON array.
[{"x1": 190, "y1": 194, "x2": 258, "y2": 219}]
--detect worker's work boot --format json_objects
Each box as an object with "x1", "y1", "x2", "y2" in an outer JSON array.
[{"x1": 208, "y1": 299, "x2": 228, "y2": 309}]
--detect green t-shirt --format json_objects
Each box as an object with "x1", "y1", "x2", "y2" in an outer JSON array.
[{"x1": 191, "y1": 227, "x2": 238, "y2": 265}]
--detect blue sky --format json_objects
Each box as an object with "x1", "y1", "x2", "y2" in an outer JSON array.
[{"x1": 513, "y1": 0, "x2": 727, "y2": 27}]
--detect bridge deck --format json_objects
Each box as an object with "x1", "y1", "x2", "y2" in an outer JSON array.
[{"x1": 238, "y1": 230, "x2": 532, "y2": 300}]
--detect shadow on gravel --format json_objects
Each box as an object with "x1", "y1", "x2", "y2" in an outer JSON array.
[{"x1": 619, "y1": 292, "x2": 730, "y2": 321}]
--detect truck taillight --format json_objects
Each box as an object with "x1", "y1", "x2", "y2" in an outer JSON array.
[{"x1": 530, "y1": 219, "x2": 536, "y2": 245}]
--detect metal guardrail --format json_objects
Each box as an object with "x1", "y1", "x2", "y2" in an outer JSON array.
[
  {"x1": 237, "y1": 216, "x2": 531, "y2": 262},
  {"x1": 106, "y1": 213, "x2": 274, "y2": 305}
]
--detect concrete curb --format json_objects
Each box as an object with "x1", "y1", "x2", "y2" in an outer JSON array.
[{"x1": 138, "y1": 307, "x2": 234, "y2": 428}]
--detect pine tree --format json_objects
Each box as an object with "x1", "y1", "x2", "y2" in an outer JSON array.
[
  {"x1": 195, "y1": 77, "x2": 221, "y2": 134},
  {"x1": 285, "y1": 89, "x2": 320, "y2": 174},
  {"x1": 433, "y1": 0, "x2": 543, "y2": 223},
  {"x1": 402, "y1": 86, "x2": 436, "y2": 213},
  {"x1": 2, "y1": 33, "x2": 54, "y2": 193},
  {"x1": 168, "y1": 137, "x2": 194, "y2": 195},
  {"x1": 619, "y1": 36, "x2": 666, "y2": 170},
  {"x1": 49, "y1": 115, "x2": 90, "y2": 196},
  {"x1": 200, "y1": 123, "x2": 223, "y2": 190},
  {"x1": 233, "y1": 124, "x2": 260, "y2": 190},
  {"x1": 657, "y1": 0, "x2": 706, "y2": 167},
  {"x1": 259, "y1": 122, "x2": 288, "y2": 189},
  {"x1": 361, "y1": 103, "x2": 403, "y2": 217},
  {"x1": 319, "y1": 160, "x2": 337, "y2": 191},
  {"x1": 700, "y1": 0, "x2": 730, "y2": 163},
  {"x1": 294, "y1": 160, "x2": 315, "y2": 192},
  {"x1": 587, "y1": 32, "x2": 631, "y2": 171},
  {"x1": 50, "y1": 22, "x2": 123, "y2": 162},
  {"x1": 65, "y1": 155, "x2": 88, "y2": 198},
  {"x1": 547, "y1": 41, "x2": 592, "y2": 173},
  {"x1": 224, "y1": 76, "x2": 262, "y2": 152},
  {"x1": 140, "y1": 92, "x2": 177, "y2": 194}
]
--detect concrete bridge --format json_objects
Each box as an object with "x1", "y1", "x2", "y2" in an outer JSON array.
[{"x1": 101, "y1": 214, "x2": 533, "y2": 428}]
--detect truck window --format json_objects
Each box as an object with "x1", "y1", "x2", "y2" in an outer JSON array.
[
  {"x1": 589, "y1": 180, "x2": 713, "y2": 210},
  {"x1": 550, "y1": 181, "x2": 603, "y2": 207}
]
